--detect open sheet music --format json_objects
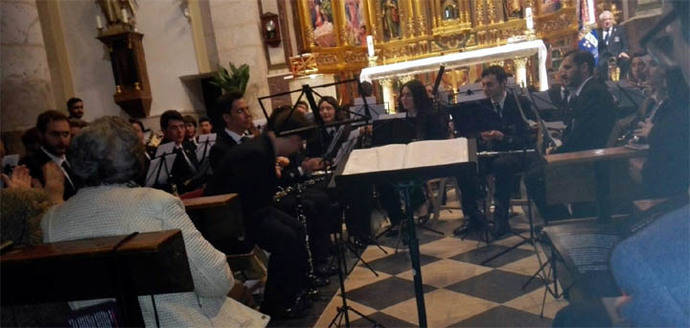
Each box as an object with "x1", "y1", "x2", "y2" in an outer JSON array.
[{"x1": 342, "y1": 137, "x2": 469, "y2": 176}]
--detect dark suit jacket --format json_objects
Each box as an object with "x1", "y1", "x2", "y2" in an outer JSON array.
[
  {"x1": 205, "y1": 134, "x2": 281, "y2": 237},
  {"x1": 476, "y1": 92, "x2": 532, "y2": 151},
  {"x1": 597, "y1": 26, "x2": 629, "y2": 60},
  {"x1": 556, "y1": 78, "x2": 617, "y2": 153},
  {"x1": 642, "y1": 97, "x2": 689, "y2": 197},
  {"x1": 20, "y1": 149, "x2": 78, "y2": 200},
  {"x1": 209, "y1": 131, "x2": 239, "y2": 171}
]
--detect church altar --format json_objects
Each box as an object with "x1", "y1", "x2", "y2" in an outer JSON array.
[{"x1": 360, "y1": 39, "x2": 549, "y2": 91}]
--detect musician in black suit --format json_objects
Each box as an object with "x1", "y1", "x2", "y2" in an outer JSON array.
[
  {"x1": 555, "y1": 51, "x2": 617, "y2": 154},
  {"x1": 155, "y1": 110, "x2": 202, "y2": 194},
  {"x1": 472, "y1": 66, "x2": 533, "y2": 236},
  {"x1": 526, "y1": 50, "x2": 617, "y2": 220},
  {"x1": 20, "y1": 110, "x2": 79, "y2": 200},
  {"x1": 597, "y1": 10, "x2": 630, "y2": 78},
  {"x1": 204, "y1": 109, "x2": 313, "y2": 319},
  {"x1": 208, "y1": 92, "x2": 254, "y2": 171}
]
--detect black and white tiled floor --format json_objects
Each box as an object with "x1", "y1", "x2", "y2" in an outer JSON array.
[{"x1": 313, "y1": 207, "x2": 569, "y2": 327}]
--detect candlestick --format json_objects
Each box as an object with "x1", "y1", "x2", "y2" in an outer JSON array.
[
  {"x1": 121, "y1": 8, "x2": 128, "y2": 24},
  {"x1": 96, "y1": 15, "x2": 103, "y2": 29},
  {"x1": 525, "y1": 7, "x2": 534, "y2": 30},
  {"x1": 366, "y1": 35, "x2": 375, "y2": 58}
]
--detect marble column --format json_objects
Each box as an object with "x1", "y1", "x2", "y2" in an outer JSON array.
[
  {"x1": 514, "y1": 57, "x2": 528, "y2": 88},
  {"x1": 380, "y1": 79, "x2": 395, "y2": 113},
  {"x1": 1, "y1": 0, "x2": 55, "y2": 133}
]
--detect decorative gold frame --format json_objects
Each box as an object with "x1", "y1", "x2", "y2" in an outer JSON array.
[{"x1": 292, "y1": 0, "x2": 579, "y2": 75}]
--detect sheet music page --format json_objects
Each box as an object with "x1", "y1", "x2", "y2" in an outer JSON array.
[
  {"x1": 144, "y1": 153, "x2": 177, "y2": 186},
  {"x1": 341, "y1": 143, "x2": 406, "y2": 175},
  {"x1": 154, "y1": 141, "x2": 176, "y2": 157},
  {"x1": 403, "y1": 138, "x2": 469, "y2": 168},
  {"x1": 342, "y1": 148, "x2": 378, "y2": 175},
  {"x1": 376, "y1": 144, "x2": 406, "y2": 171},
  {"x1": 196, "y1": 133, "x2": 217, "y2": 161}
]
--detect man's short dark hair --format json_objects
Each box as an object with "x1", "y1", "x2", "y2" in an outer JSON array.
[
  {"x1": 182, "y1": 115, "x2": 197, "y2": 127},
  {"x1": 129, "y1": 118, "x2": 145, "y2": 132},
  {"x1": 564, "y1": 50, "x2": 595, "y2": 74},
  {"x1": 481, "y1": 65, "x2": 508, "y2": 83},
  {"x1": 66, "y1": 97, "x2": 82, "y2": 110},
  {"x1": 199, "y1": 116, "x2": 210, "y2": 124},
  {"x1": 36, "y1": 110, "x2": 69, "y2": 134},
  {"x1": 160, "y1": 110, "x2": 184, "y2": 131},
  {"x1": 215, "y1": 91, "x2": 244, "y2": 115}
]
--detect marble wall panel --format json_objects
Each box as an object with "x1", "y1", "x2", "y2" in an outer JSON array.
[{"x1": 1, "y1": 0, "x2": 55, "y2": 133}]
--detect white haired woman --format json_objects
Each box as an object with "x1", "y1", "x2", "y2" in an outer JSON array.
[{"x1": 40, "y1": 116, "x2": 268, "y2": 327}]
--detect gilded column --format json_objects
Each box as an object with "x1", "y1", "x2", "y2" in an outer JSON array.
[
  {"x1": 514, "y1": 57, "x2": 528, "y2": 88},
  {"x1": 380, "y1": 79, "x2": 396, "y2": 113},
  {"x1": 413, "y1": 0, "x2": 426, "y2": 36}
]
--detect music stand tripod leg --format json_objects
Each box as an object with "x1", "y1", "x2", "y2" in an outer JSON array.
[
  {"x1": 398, "y1": 182, "x2": 428, "y2": 328},
  {"x1": 327, "y1": 220, "x2": 383, "y2": 328}
]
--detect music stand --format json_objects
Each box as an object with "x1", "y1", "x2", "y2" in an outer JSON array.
[
  {"x1": 337, "y1": 155, "x2": 476, "y2": 328},
  {"x1": 145, "y1": 142, "x2": 178, "y2": 190}
]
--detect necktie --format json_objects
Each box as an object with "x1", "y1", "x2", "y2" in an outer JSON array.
[
  {"x1": 493, "y1": 102, "x2": 503, "y2": 119},
  {"x1": 240, "y1": 136, "x2": 251, "y2": 143}
]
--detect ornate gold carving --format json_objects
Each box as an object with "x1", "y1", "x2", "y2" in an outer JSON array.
[{"x1": 292, "y1": 0, "x2": 577, "y2": 74}]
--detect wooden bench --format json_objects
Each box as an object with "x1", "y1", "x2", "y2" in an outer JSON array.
[{"x1": 1, "y1": 230, "x2": 193, "y2": 327}]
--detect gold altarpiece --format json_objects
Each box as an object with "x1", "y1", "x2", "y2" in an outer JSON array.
[{"x1": 293, "y1": 0, "x2": 579, "y2": 77}]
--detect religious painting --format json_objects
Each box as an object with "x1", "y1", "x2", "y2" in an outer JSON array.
[
  {"x1": 343, "y1": 0, "x2": 367, "y2": 46},
  {"x1": 503, "y1": 0, "x2": 523, "y2": 20},
  {"x1": 540, "y1": 0, "x2": 562, "y2": 15},
  {"x1": 309, "y1": 0, "x2": 337, "y2": 47},
  {"x1": 381, "y1": 0, "x2": 401, "y2": 41}
]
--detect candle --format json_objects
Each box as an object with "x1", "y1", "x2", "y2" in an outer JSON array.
[
  {"x1": 96, "y1": 15, "x2": 103, "y2": 29},
  {"x1": 366, "y1": 35, "x2": 375, "y2": 58},
  {"x1": 121, "y1": 8, "x2": 128, "y2": 24},
  {"x1": 525, "y1": 7, "x2": 534, "y2": 30}
]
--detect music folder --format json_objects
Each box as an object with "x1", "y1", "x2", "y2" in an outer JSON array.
[{"x1": 372, "y1": 113, "x2": 416, "y2": 146}]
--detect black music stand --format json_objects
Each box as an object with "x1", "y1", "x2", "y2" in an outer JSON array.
[
  {"x1": 146, "y1": 151, "x2": 178, "y2": 191},
  {"x1": 337, "y1": 160, "x2": 476, "y2": 328}
]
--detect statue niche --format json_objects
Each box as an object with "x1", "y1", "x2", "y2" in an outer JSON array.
[{"x1": 442, "y1": 0, "x2": 459, "y2": 20}]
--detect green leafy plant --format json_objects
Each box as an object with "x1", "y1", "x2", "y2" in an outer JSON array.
[{"x1": 210, "y1": 62, "x2": 249, "y2": 95}]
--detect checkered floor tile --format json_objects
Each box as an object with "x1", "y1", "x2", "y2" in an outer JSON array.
[{"x1": 313, "y1": 207, "x2": 569, "y2": 328}]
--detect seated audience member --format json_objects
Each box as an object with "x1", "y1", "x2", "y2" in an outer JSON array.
[
  {"x1": 183, "y1": 115, "x2": 198, "y2": 145},
  {"x1": 66, "y1": 97, "x2": 84, "y2": 120},
  {"x1": 20, "y1": 110, "x2": 80, "y2": 200},
  {"x1": 526, "y1": 50, "x2": 617, "y2": 220},
  {"x1": 205, "y1": 110, "x2": 313, "y2": 319},
  {"x1": 40, "y1": 116, "x2": 268, "y2": 327},
  {"x1": 68, "y1": 118, "x2": 88, "y2": 137},
  {"x1": 208, "y1": 92, "x2": 253, "y2": 170},
  {"x1": 198, "y1": 116, "x2": 213, "y2": 135},
  {"x1": 155, "y1": 110, "x2": 202, "y2": 194},
  {"x1": 1, "y1": 164, "x2": 64, "y2": 246}
]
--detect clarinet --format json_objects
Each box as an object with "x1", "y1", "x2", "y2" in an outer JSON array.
[{"x1": 294, "y1": 182, "x2": 320, "y2": 298}]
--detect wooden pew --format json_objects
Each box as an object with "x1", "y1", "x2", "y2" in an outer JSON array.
[
  {"x1": 1, "y1": 230, "x2": 193, "y2": 327},
  {"x1": 182, "y1": 194, "x2": 266, "y2": 282},
  {"x1": 545, "y1": 145, "x2": 649, "y2": 220},
  {"x1": 182, "y1": 193, "x2": 246, "y2": 253}
]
